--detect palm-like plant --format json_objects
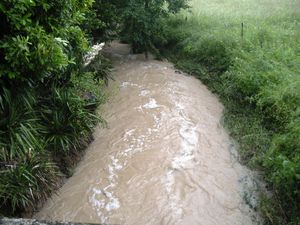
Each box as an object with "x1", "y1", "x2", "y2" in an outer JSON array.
[
  {"x1": 0, "y1": 88, "x2": 41, "y2": 161},
  {"x1": 40, "y1": 87, "x2": 100, "y2": 153},
  {"x1": 0, "y1": 88, "x2": 60, "y2": 213},
  {"x1": 0, "y1": 151, "x2": 60, "y2": 213}
]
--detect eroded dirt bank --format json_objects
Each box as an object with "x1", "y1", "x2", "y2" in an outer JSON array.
[{"x1": 35, "y1": 42, "x2": 260, "y2": 225}]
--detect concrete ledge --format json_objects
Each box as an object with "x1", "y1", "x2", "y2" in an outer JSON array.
[{"x1": 0, "y1": 218, "x2": 111, "y2": 225}]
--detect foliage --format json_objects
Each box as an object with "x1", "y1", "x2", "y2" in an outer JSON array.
[
  {"x1": 158, "y1": 0, "x2": 300, "y2": 224},
  {"x1": 83, "y1": 0, "x2": 123, "y2": 43},
  {"x1": 0, "y1": 88, "x2": 39, "y2": 161},
  {"x1": 0, "y1": 0, "x2": 91, "y2": 83},
  {"x1": 40, "y1": 87, "x2": 100, "y2": 154},
  {"x1": 121, "y1": 0, "x2": 189, "y2": 54},
  {"x1": 0, "y1": 87, "x2": 60, "y2": 214},
  {"x1": 263, "y1": 110, "x2": 300, "y2": 220},
  {"x1": 71, "y1": 71, "x2": 106, "y2": 104},
  {"x1": 0, "y1": 0, "x2": 110, "y2": 216},
  {"x1": 0, "y1": 152, "x2": 60, "y2": 213},
  {"x1": 85, "y1": 53, "x2": 113, "y2": 85}
]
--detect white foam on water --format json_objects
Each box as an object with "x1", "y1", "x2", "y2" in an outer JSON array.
[
  {"x1": 90, "y1": 188, "x2": 105, "y2": 208},
  {"x1": 143, "y1": 98, "x2": 160, "y2": 109},
  {"x1": 153, "y1": 114, "x2": 162, "y2": 129},
  {"x1": 169, "y1": 103, "x2": 199, "y2": 170},
  {"x1": 89, "y1": 188, "x2": 107, "y2": 223},
  {"x1": 171, "y1": 121, "x2": 198, "y2": 170},
  {"x1": 139, "y1": 90, "x2": 150, "y2": 97},
  {"x1": 123, "y1": 128, "x2": 136, "y2": 142},
  {"x1": 134, "y1": 105, "x2": 144, "y2": 112},
  {"x1": 164, "y1": 170, "x2": 184, "y2": 220},
  {"x1": 120, "y1": 81, "x2": 140, "y2": 88},
  {"x1": 89, "y1": 156, "x2": 123, "y2": 222},
  {"x1": 103, "y1": 191, "x2": 120, "y2": 211},
  {"x1": 108, "y1": 156, "x2": 122, "y2": 181},
  {"x1": 165, "y1": 170, "x2": 174, "y2": 194},
  {"x1": 162, "y1": 86, "x2": 199, "y2": 221}
]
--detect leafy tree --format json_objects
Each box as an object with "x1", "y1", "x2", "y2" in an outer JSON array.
[
  {"x1": 83, "y1": 0, "x2": 124, "y2": 43},
  {"x1": 0, "y1": 0, "x2": 105, "y2": 215},
  {"x1": 0, "y1": 0, "x2": 92, "y2": 87},
  {"x1": 121, "y1": 0, "x2": 189, "y2": 56}
]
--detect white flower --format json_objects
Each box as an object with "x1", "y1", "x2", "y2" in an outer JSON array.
[{"x1": 54, "y1": 37, "x2": 69, "y2": 46}]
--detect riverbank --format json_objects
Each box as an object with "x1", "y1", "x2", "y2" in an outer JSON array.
[{"x1": 157, "y1": 0, "x2": 300, "y2": 224}]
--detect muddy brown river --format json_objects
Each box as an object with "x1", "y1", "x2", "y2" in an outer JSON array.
[{"x1": 35, "y1": 42, "x2": 261, "y2": 225}]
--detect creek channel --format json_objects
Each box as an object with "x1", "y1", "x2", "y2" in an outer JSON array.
[{"x1": 35, "y1": 42, "x2": 261, "y2": 225}]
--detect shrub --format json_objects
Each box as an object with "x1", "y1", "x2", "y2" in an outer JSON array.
[
  {"x1": 0, "y1": 88, "x2": 60, "y2": 214},
  {"x1": 84, "y1": 53, "x2": 113, "y2": 85},
  {"x1": 39, "y1": 87, "x2": 100, "y2": 154},
  {"x1": 0, "y1": 152, "x2": 60, "y2": 214},
  {"x1": 83, "y1": 0, "x2": 121, "y2": 43},
  {"x1": 180, "y1": 38, "x2": 232, "y2": 72},
  {"x1": 0, "y1": 0, "x2": 110, "y2": 216},
  {"x1": 0, "y1": 0, "x2": 91, "y2": 84},
  {"x1": 0, "y1": 88, "x2": 41, "y2": 161},
  {"x1": 264, "y1": 110, "x2": 300, "y2": 219},
  {"x1": 121, "y1": 0, "x2": 189, "y2": 54}
]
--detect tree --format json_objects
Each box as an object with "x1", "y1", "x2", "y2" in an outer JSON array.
[
  {"x1": 83, "y1": 0, "x2": 124, "y2": 43},
  {"x1": 121, "y1": 0, "x2": 189, "y2": 57}
]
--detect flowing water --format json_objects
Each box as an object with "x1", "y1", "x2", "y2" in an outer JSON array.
[{"x1": 35, "y1": 42, "x2": 261, "y2": 225}]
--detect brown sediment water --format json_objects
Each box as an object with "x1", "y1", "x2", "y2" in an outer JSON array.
[{"x1": 35, "y1": 42, "x2": 261, "y2": 225}]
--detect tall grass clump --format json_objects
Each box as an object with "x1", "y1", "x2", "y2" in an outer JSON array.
[
  {"x1": 158, "y1": 0, "x2": 300, "y2": 224},
  {"x1": 0, "y1": 87, "x2": 60, "y2": 215}
]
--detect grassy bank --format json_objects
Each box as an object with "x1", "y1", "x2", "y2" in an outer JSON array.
[{"x1": 158, "y1": 0, "x2": 300, "y2": 224}]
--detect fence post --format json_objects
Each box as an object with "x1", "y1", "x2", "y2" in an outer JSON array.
[{"x1": 241, "y1": 22, "x2": 244, "y2": 39}]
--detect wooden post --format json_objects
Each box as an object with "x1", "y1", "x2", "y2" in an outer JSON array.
[{"x1": 241, "y1": 22, "x2": 244, "y2": 39}]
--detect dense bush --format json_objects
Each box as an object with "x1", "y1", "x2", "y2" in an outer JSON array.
[
  {"x1": 158, "y1": 0, "x2": 300, "y2": 223},
  {"x1": 0, "y1": 0, "x2": 91, "y2": 83},
  {"x1": 0, "y1": 152, "x2": 60, "y2": 213},
  {"x1": 0, "y1": 0, "x2": 189, "y2": 215},
  {"x1": 0, "y1": 87, "x2": 60, "y2": 214},
  {"x1": 40, "y1": 87, "x2": 100, "y2": 154},
  {"x1": 121, "y1": 0, "x2": 189, "y2": 55},
  {"x1": 83, "y1": 0, "x2": 122, "y2": 43},
  {"x1": 0, "y1": 0, "x2": 110, "y2": 216},
  {"x1": 85, "y1": 53, "x2": 113, "y2": 85}
]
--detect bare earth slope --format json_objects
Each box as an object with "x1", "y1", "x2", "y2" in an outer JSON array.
[{"x1": 35, "y1": 42, "x2": 260, "y2": 225}]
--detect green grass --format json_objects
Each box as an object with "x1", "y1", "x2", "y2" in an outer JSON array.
[{"x1": 158, "y1": 0, "x2": 300, "y2": 224}]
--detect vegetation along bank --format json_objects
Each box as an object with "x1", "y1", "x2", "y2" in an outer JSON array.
[
  {"x1": 0, "y1": 0, "x2": 188, "y2": 218},
  {"x1": 155, "y1": 0, "x2": 300, "y2": 224}
]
